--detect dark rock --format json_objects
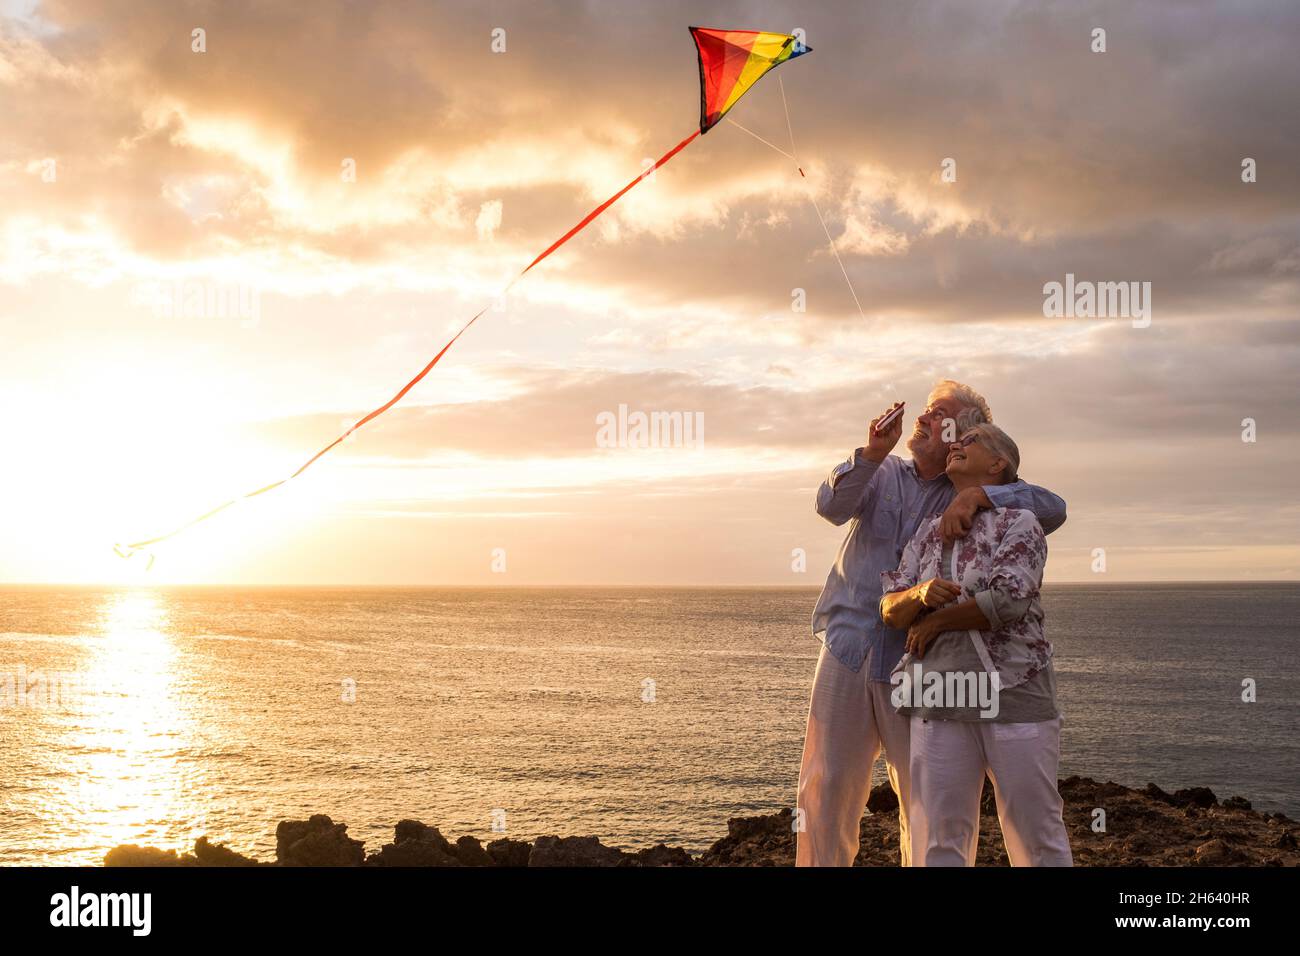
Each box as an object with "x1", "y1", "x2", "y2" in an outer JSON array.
[
  {"x1": 193, "y1": 836, "x2": 260, "y2": 867},
  {"x1": 1172, "y1": 787, "x2": 1218, "y2": 809},
  {"x1": 1060, "y1": 776, "x2": 1129, "y2": 802},
  {"x1": 486, "y1": 838, "x2": 533, "y2": 867},
  {"x1": 698, "y1": 809, "x2": 795, "y2": 867},
  {"x1": 104, "y1": 844, "x2": 193, "y2": 867},
  {"x1": 729, "y1": 807, "x2": 793, "y2": 841},
  {"x1": 367, "y1": 819, "x2": 460, "y2": 867},
  {"x1": 393, "y1": 819, "x2": 449, "y2": 849},
  {"x1": 368, "y1": 840, "x2": 460, "y2": 866},
  {"x1": 866, "y1": 782, "x2": 898, "y2": 813},
  {"x1": 629, "y1": 843, "x2": 696, "y2": 867},
  {"x1": 1142, "y1": 783, "x2": 1175, "y2": 805},
  {"x1": 276, "y1": 814, "x2": 365, "y2": 866},
  {"x1": 452, "y1": 835, "x2": 494, "y2": 866},
  {"x1": 1143, "y1": 783, "x2": 1218, "y2": 809},
  {"x1": 98, "y1": 775, "x2": 1300, "y2": 869},
  {"x1": 529, "y1": 835, "x2": 627, "y2": 867}
]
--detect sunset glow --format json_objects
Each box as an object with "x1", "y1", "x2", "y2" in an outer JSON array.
[{"x1": 3, "y1": 2, "x2": 1297, "y2": 585}]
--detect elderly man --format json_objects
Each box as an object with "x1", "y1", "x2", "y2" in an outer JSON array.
[{"x1": 795, "y1": 380, "x2": 1067, "y2": 867}]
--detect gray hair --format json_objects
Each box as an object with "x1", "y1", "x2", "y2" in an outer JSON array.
[
  {"x1": 930, "y1": 380, "x2": 993, "y2": 431},
  {"x1": 963, "y1": 423, "x2": 1020, "y2": 483}
]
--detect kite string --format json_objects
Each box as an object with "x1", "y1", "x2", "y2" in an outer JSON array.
[
  {"x1": 806, "y1": 191, "x2": 867, "y2": 322},
  {"x1": 778, "y1": 74, "x2": 800, "y2": 170},
  {"x1": 120, "y1": 129, "x2": 701, "y2": 555},
  {"x1": 777, "y1": 76, "x2": 866, "y2": 322},
  {"x1": 724, "y1": 117, "x2": 796, "y2": 162},
  {"x1": 779, "y1": 77, "x2": 888, "y2": 390}
]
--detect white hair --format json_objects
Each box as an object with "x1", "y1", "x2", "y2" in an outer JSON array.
[
  {"x1": 964, "y1": 423, "x2": 1020, "y2": 483},
  {"x1": 929, "y1": 379, "x2": 993, "y2": 431}
]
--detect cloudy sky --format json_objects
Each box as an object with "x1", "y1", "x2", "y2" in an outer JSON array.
[{"x1": 2, "y1": 0, "x2": 1297, "y2": 585}]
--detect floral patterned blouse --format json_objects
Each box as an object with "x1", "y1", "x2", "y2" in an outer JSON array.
[{"x1": 879, "y1": 507, "x2": 1052, "y2": 691}]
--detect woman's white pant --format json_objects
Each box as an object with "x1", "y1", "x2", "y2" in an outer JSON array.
[
  {"x1": 795, "y1": 644, "x2": 912, "y2": 867},
  {"x1": 908, "y1": 714, "x2": 1073, "y2": 867}
]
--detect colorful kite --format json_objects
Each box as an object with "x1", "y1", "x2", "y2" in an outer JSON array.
[
  {"x1": 691, "y1": 27, "x2": 810, "y2": 133},
  {"x1": 117, "y1": 28, "x2": 814, "y2": 561}
]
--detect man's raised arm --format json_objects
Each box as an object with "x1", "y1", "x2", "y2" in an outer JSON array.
[
  {"x1": 815, "y1": 448, "x2": 881, "y2": 526},
  {"x1": 814, "y1": 411, "x2": 903, "y2": 526}
]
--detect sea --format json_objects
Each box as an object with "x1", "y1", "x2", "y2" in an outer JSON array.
[{"x1": 1, "y1": 584, "x2": 1296, "y2": 866}]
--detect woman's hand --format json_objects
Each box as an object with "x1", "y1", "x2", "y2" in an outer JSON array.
[
  {"x1": 914, "y1": 577, "x2": 961, "y2": 608},
  {"x1": 906, "y1": 617, "x2": 942, "y2": 658}
]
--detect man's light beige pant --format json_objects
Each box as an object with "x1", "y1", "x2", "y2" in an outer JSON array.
[
  {"x1": 795, "y1": 644, "x2": 912, "y2": 867},
  {"x1": 907, "y1": 714, "x2": 1073, "y2": 866}
]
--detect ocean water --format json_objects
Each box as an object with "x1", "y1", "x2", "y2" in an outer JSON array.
[{"x1": 0, "y1": 584, "x2": 1296, "y2": 866}]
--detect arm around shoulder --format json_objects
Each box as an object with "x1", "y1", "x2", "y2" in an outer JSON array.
[{"x1": 984, "y1": 479, "x2": 1067, "y2": 535}]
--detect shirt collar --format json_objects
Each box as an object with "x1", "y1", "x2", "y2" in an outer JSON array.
[{"x1": 901, "y1": 458, "x2": 950, "y2": 486}]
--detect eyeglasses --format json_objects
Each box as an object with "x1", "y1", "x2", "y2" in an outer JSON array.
[
  {"x1": 921, "y1": 402, "x2": 965, "y2": 423},
  {"x1": 954, "y1": 433, "x2": 981, "y2": 449}
]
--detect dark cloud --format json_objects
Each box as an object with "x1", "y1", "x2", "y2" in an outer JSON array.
[{"x1": 6, "y1": 0, "x2": 1298, "y2": 319}]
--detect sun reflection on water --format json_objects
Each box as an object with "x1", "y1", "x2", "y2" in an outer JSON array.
[{"x1": 49, "y1": 589, "x2": 204, "y2": 863}]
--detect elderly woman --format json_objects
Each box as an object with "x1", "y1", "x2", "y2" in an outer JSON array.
[{"x1": 877, "y1": 424, "x2": 1072, "y2": 867}]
